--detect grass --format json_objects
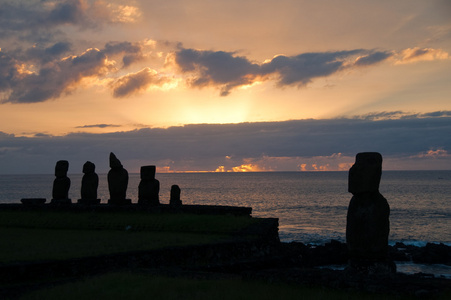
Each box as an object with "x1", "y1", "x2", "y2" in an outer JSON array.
[
  {"x1": 17, "y1": 272, "x2": 423, "y2": 300},
  {"x1": 0, "y1": 210, "x2": 261, "y2": 263},
  {"x1": 0, "y1": 227, "x2": 228, "y2": 263}
]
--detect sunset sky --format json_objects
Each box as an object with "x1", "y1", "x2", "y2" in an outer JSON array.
[{"x1": 1, "y1": 0, "x2": 450, "y2": 174}]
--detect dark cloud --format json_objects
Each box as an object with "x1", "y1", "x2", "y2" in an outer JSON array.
[
  {"x1": 1, "y1": 112, "x2": 449, "y2": 174},
  {"x1": 173, "y1": 48, "x2": 394, "y2": 95},
  {"x1": 0, "y1": 0, "x2": 128, "y2": 41},
  {"x1": 174, "y1": 48, "x2": 261, "y2": 96},
  {"x1": 0, "y1": 39, "x2": 153, "y2": 103},
  {"x1": 111, "y1": 67, "x2": 171, "y2": 97},
  {"x1": 104, "y1": 41, "x2": 146, "y2": 68},
  {"x1": 24, "y1": 42, "x2": 73, "y2": 63},
  {"x1": 75, "y1": 124, "x2": 122, "y2": 129},
  {"x1": 1, "y1": 47, "x2": 110, "y2": 103},
  {"x1": 354, "y1": 51, "x2": 393, "y2": 66},
  {"x1": 355, "y1": 111, "x2": 451, "y2": 120}
]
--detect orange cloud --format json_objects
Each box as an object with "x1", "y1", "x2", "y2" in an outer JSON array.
[
  {"x1": 413, "y1": 148, "x2": 450, "y2": 158},
  {"x1": 215, "y1": 166, "x2": 226, "y2": 172},
  {"x1": 395, "y1": 47, "x2": 449, "y2": 64},
  {"x1": 111, "y1": 67, "x2": 176, "y2": 97},
  {"x1": 232, "y1": 164, "x2": 265, "y2": 172}
]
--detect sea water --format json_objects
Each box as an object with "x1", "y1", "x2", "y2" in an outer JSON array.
[{"x1": 0, "y1": 171, "x2": 450, "y2": 275}]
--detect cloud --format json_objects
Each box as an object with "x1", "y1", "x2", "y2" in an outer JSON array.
[
  {"x1": 75, "y1": 124, "x2": 122, "y2": 129},
  {"x1": 413, "y1": 148, "x2": 450, "y2": 159},
  {"x1": 172, "y1": 47, "x2": 395, "y2": 95},
  {"x1": 395, "y1": 47, "x2": 449, "y2": 64},
  {"x1": 0, "y1": 0, "x2": 141, "y2": 40},
  {"x1": 352, "y1": 110, "x2": 451, "y2": 121},
  {"x1": 111, "y1": 67, "x2": 174, "y2": 97},
  {"x1": 1, "y1": 47, "x2": 112, "y2": 103},
  {"x1": 173, "y1": 48, "x2": 262, "y2": 96},
  {"x1": 0, "y1": 39, "x2": 155, "y2": 103},
  {"x1": 0, "y1": 112, "x2": 450, "y2": 173},
  {"x1": 104, "y1": 40, "x2": 155, "y2": 68}
]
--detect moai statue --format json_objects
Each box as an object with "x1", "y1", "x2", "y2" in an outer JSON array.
[
  {"x1": 346, "y1": 152, "x2": 395, "y2": 275},
  {"x1": 107, "y1": 153, "x2": 131, "y2": 205},
  {"x1": 51, "y1": 160, "x2": 71, "y2": 204},
  {"x1": 170, "y1": 185, "x2": 182, "y2": 208},
  {"x1": 138, "y1": 165, "x2": 160, "y2": 205},
  {"x1": 78, "y1": 161, "x2": 100, "y2": 205}
]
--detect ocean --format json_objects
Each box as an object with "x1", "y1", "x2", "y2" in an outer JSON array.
[{"x1": 1, "y1": 171, "x2": 449, "y2": 245}]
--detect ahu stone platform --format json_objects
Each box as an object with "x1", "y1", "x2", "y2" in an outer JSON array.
[{"x1": 3, "y1": 202, "x2": 253, "y2": 216}]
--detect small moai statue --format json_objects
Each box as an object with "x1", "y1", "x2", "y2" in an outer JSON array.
[
  {"x1": 107, "y1": 152, "x2": 131, "y2": 205},
  {"x1": 346, "y1": 152, "x2": 395, "y2": 275},
  {"x1": 170, "y1": 185, "x2": 182, "y2": 208},
  {"x1": 51, "y1": 160, "x2": 71, "y2": 204},
  {"x1": 138, "y1": 165, "x2": 160, "y2": 205},
  {"x1": 78, "y1": 161, "x2": 100, "y2": 205}
]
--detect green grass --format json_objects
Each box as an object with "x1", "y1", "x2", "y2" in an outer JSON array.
[
  {"x1": 17, "y1": 272, "x2": 425, "y2": 300},
  {"x1": 0, "y1": 227, "x2": 228, "y2": 263}
]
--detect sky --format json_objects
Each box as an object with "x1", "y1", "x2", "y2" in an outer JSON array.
[{"x1": 0, "y1": 0, "x2": 450, "y2": 174}]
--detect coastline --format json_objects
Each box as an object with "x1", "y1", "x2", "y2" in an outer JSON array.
[{"x1": 0, "y1": 203, "x2": 450, "y2": 298}]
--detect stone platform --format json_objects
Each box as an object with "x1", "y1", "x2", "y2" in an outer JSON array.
[{"x1": 2, "y1": 202, "x2": 253, "y2": 216}]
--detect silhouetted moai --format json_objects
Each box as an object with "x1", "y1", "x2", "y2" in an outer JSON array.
[
  {"x1": 78, "y1": 161, "x2": 100, "y2": 205},
  {"x1": 170, "y1": 185, "x2": 182, "y2": 208},
  {"x1": 346, "y1": 152, "x2": 395, "y2": 274},
  {"x1": 107, "y1": 153, "x2": 131, "y2": 205},
  {"x1": 138, "y1": 165, "x2": 160, "y2": 205},
  {"x1": 51, "y1": 160, "x2": 71, "y2": 204}
]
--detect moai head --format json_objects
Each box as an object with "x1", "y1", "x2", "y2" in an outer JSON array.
[
  {"x1": 348, "y1": 152, "x2": 382, "y2": 195},
  {"x1": 55, "y1": 160, "x2": 69, "y2": 178},
  {"x1": 141, "y1": 165, "x2": 156, "y2": 180},
  {"x1": 83, "y1": 161, "x2": 95, "y2": 174},
  {"x1": 109, "y1": 152, "x2": 122, "y2": 169}
]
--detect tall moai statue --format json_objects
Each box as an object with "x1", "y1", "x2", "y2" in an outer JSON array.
[
  {"x1": 107, "y1": 152, "x2": 131, "y2": 205},
  {"x1": 346, "y1": 152, "x2": 395, "y2": 274},
  {"x1": 51, "y1": 160, "x2": 71, "y2": 204},
  {"x1": 170, "y1": 185, "x2": 182, "y2": 208},
  {"x1": 138, "y1": 165, "x2": 160, "y2": 205},
  {"x1": 78, "y1": 161, "x2": 100, "y2": 205}
]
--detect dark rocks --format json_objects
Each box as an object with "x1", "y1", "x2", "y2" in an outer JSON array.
[
  {"x1": 346, "y1": 152, "x2": 394, "y2": 274},
  {"x1": 407, "y1": 243, "x2": 451, "y2": 265},
  {"x1": 51, "y1": 160, "x2": 71, "y2": 204},
  {"x1": 170, "y1": 184, "x2": 182, "y2": 208},
  {"x1": 138, "y1": 165, "x2": 160, "y2": 205},
  {"x1": 107, "y1": 153, "x2": 131, "y2": 205},
  {"x1": 78, "y1": 161, "x2": 100, "y2": 205}
]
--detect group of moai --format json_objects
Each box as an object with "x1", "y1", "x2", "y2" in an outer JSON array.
[
  {"x1": 51, "y1": 152, "x2": 182, "y2": 207},
  {"x1": 52, "y1": 151, "x2": 393, "y2": 274}
]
